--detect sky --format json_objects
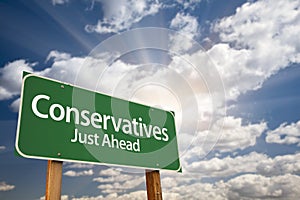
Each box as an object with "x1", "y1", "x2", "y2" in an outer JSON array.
[{"x1": 0, "y1": 0, "x2": 300, "y2": 199}]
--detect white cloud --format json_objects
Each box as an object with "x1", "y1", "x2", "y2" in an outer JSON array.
[
  {"x1": 9, "y1": 98, "x2": 20, "y2": 112},
  {"x1": 159, "y1": 173, "x2": 300, "y2": 200},
  {"x1": 72, "y1": 195, "x2": 104, "y2": 200},
  {"x1": 93, "y1": 168, "x2": 144, "y2": 194},
  {"x1": 170, "y1": 12, "x2": 199, "y2": 38},
  {"x1": 72, "y1": 191, "x2": 146, "y2": 200},
  {"x1": 256, "y1": 153, "x2": 300, "y2": 176},
  {"x1": 85, "y1": 0, "x2": 161, "y2": 34},
  {"x1": 187, "y1": 117, "x2": 267, "y2": 158},
  {"x1": 64, "y1": 162, "x2": 94, "y2": 169},
  {"x1": 63, "y1": 169, "x2": 93, "y2": 177},
  {"x1": 169, "y1": 12, "x2": 199, "y2": 52},
  {"x1": 188, "y1": 152, "x2": 266, "y2": 176},
  {"x1": 0, "y1": 182, "x2": 15, "y2": 191},
  {"x1": 90, "y1": 151, "x2": 300, "y2": 199},
  {"x1": 0, "y1": 51, "x2": 112, "y2": 110},
  {"x1": 0, "y1": 146, "x2": 5, "y2": 151},
  {"x1": 266, "y1": 120, "x2": 300, "y2": 146},
  {"x1": 226, "y1": 174, "x2": 300, "y2": 200},
  {"x1": 185, "y1": 151, "x2": 300, "y2": 177},
  {"x1": 176, "y1": 0, "x2": 201, "y2": 10},
  {"x1": 211, "y1": 0, "x2": 300, "y2": 100},
  {"x1": 78, "y1": 173, "x2": 300, "y2": 200},
  {"x1": 0, "y1": 60, "x2": 35, "y2": 100},
  {"x1": 46, "y1": 50, "x2": 71, "y2": 62},
  {"x1": 98, "y1": 168, "x2": 121, "y2": 176},
  {"x1": 210, "y1": 117, "x2": 266, "y2": 152},
  {"x1": 51, "y1": 0, "x2": 69, "y2": 6}
]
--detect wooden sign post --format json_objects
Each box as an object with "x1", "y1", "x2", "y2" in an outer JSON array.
[
  {"x1": 45, "y1": 160, "x2": 63, "y2": 200},
  {"x1": 145, "y1": 170, "x2": 163, "y2": 200}
]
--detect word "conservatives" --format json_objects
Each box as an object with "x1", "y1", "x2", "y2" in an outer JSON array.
[{"x1": 30, "y1": 94, "x2": 170, "y2": 152}]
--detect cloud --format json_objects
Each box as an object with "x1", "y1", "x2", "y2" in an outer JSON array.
[
  {"x1": 0, "y1": 182, "x2": 15, "y2": 191},
  {"x1": 225, "y1": 174, "x2": 300, "y2": 199},
  {"x1": 176, "y1": 0, "x2": 201, "y2": 10},
  {"x1": 46, "y1": 50, "x2": 71, "y2": 62},
  {"x1": 256, "y1": 153, "x2": 300, "y2": 176},
  {"x1": 188, "y1": 152, "x2": 266, "y2": 176},
  {"x1": 72, "y1": 172, "x2": 300, "y2": 200},
  {"x1": 9, "y1": 98, "x2": 20, "y2": 112},
  {"x1": 93, "y1": 168, "x2": 144, "y2": 194},
  {"x1": 71, "y1": 191, "x2": 145, "y2": 200},
  {"x1": 0, "y1": 60, "x2": 35, "y2": 100},
  {"x1": 160, "y1": 173, "x2": 300, "y2": 200},
  {"x1": 85, "y1": 0, "x2": 161, "y2": 34},
  {"x1": 0, "y1": 146, "x2": 5, "y2": 152},
  {"x1": 266, "y1": 120, "x2": 300, "y2": 146},
  {"x1": 185, "y1": 116, "x2": 267, "y2": 158},
  {"x1": 170, "y1": 12, "x2": 199, "y2": 38},
  {"x1": 64, "y1": 162, "x2": 94, "y2": 169},
  {"x1": 63, "y1": 169, "x2": 93, "y2": 177},
  {"x1": 0, "y1": 51, "x2": 112, "y2": 110},
  {"x1": 169, "y1": 12, "x2": 199, "y2": 52},
  {"x1": 98, "y1": 168, "x2": 121, "y2": 176},
  {"x1": 211, "y1": 0, "x2": 300, "y2": 100},
  {"x1": 51, "y1": 0, "x2": 69, "y2": 6},
  {"x1": 185, "y1": 151, "x2": 300, "y2": 177},
  {"x1": 209, "y1": 117, "x2": 266, "y2": 152}
]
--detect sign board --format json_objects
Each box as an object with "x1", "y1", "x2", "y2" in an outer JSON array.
[{"x1": 16, "y1": 74, "x2": 181, "y2": 171}]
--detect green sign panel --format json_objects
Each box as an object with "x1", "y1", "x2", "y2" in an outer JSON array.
[{"x1": 16, "y1": 74, "x2": 181, "y2": 171}]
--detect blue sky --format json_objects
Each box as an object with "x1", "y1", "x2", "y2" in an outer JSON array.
[{"x1": 1, "y1": 0, "x2": 300, "y2": 199}]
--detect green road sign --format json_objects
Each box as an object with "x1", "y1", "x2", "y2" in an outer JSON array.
[{"x1": 16, "y1": 73, "x2": 181, "y2": 171}]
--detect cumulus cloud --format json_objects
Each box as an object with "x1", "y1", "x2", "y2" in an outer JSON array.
[
  {"x1": 256, "y1": 153, "x2": 300, "y2": 176},
  {"x1": 0, "y1": 60, "x2": 35, "y2": 100},
  {"x1": 170, "y1": 12, "x2": 199, "y2": 38},
  {"x1": 70, "y1": 172, "x2": 300, "y2": 200},
  {"x1": 169, "y1": 12, "x2": 199, "y2": 52},
  {"x1": 64, "y1": 162, "x2": 94, "y2": 169},
  {"x1": 93, "y1": 168, "x2": 144, "y2": 194},
  {"x1": 176, "y1": 0, "x2": 201, "y2": 10},
  {"x1": 63, "y1": 169, "x2": 93, "y2": 177},
  {"x1": 0, "y1": 146, "x2": 5, "y2": 152},
  {"x1": 160, "y1": 174, "x2": 300, "y2": 200},
  {"x1": 0, "y1": 181, "x2": 15, "y2": 191},
  {"x1": 0, "y1": 51, "x2": 113, "y2": 110},
  {"x1": 211, "y1": 0, "x2": 300, "y2": 99},
  {"x1": 226, "y1": 174, "x2": 300, "y2": 200},
  {"x1": 98, "y1": 168, "x2": 121, "y2": 176},
  {"x1": 51, "y1": 0, "x2": 69, "y2": 6},
  {"x1": 184, "y1": 116, "x2": 267, "y2": 159},
  {"x1": 266, "y1": 120, "x2": 300, "y2": 146},
  {"x1": 185, "y1": 151, "x2": 300, "y2": 177},
  {"x1": 46, "y1": 50, "x2": 71, "y2": 62},
  {"x1": 85, "y1": 0, "x2": 161, "y2": 34},
  {"x1": 188, "y1": 152, "x2": 266, "y2": 176},
  {"x1": 71, "y1": 191, "x2": 145, "y2": 200}
]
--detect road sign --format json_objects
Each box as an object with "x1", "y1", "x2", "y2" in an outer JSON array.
[{"x1": 16, "y1": 73, "x2": 181, "y2": 171}]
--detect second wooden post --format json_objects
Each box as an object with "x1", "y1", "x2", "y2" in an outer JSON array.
[
  {"x1": 45, "y1": 160, "x2": 63, "y2": 200},
  {"x1": 145, "y1": 170, "x2": 163, "y2": 200}
]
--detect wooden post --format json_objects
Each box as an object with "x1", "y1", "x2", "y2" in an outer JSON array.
[
  {"x1": 145, "y1": 170, "x2": 163, "y2": 200},
  {"x1": 45, "y1": 160, "x2": 63, "y2": 200}
]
